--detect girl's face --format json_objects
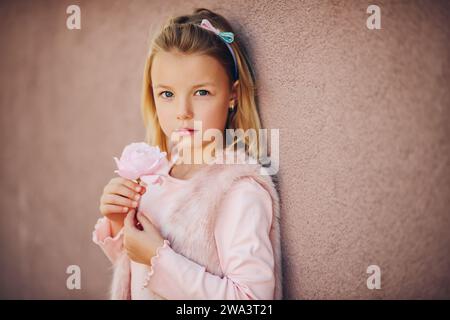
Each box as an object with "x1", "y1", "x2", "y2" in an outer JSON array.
[{"x1": 151, "y1": 49, "x2": 238, "y2": 158}]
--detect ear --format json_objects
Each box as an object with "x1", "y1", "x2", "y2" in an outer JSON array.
[{"x1": 229, "y1": 80, "x2": 239, "y2": 104}]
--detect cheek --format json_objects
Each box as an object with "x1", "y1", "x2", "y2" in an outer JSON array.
[
  {"x1": 195, "y1": 102, "x2": 228, "y2": 131},
  {"x1": 155, "y1": 106, "x2": 176, "y2": 135}
]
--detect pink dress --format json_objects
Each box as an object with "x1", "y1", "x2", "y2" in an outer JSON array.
[{"x1": 92, "y1": 166, "x2": 275, "y2": 299}]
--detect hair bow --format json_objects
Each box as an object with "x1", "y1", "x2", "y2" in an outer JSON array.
[{"x1": 199, "y1": 19, "x2": 235, "y2": 44}]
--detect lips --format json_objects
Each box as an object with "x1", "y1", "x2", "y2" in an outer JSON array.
[{"x1": 175, "y1": 128, "x2": 198, "y2": 136}]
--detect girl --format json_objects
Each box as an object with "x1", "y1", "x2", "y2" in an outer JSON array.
[{"x1": 93, "y1": 8, "x2": 282, "y2": 300}]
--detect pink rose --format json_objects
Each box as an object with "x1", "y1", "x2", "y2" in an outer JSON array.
[{"x1": 113, "y1": 142, "x2": 170, "y2": 186}]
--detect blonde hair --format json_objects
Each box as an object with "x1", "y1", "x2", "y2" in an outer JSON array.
[{"x1": 141, "y1": 8, "x2": 264, "y2": 161}]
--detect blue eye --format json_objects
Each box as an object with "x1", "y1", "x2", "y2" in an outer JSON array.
[
  {"x1": 159, "y1": 90, "x2": 210, "y2": 98},
  {"x1": 160, "y1": 91, "x2": 174, "y2": 98},
  {"x1": 195, "y1": 90, "x2": 210, "y2": 96}
]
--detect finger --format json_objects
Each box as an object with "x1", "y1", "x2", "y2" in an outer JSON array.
[
  {"x1": 136, "y1": 211, "x2": 153, "y2": 231},
  {"x1": 110, "y1": 177, "x2": 143, "y2": 193},
  {"x1": 102, "y1": 194, "x2": 138, "y2": 209},
  {"x1": 100, "y1": 204, "x2": 129, "y2": 214},
  {"x1": 138, "y1": 185, "x2": 147, "y2": 195},
  {"x1": 124, "y1": 209, "x2": 136, "y2": 229},
  {"x1": 104, "y1": 183, "x2": 141, "y2": 201}
]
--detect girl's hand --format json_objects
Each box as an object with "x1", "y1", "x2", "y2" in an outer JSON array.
[
  {"x1": 99, "y1": 177, "x2": 146, "y2": 223},
  {"x1": 123, "y1": 209, "x2": 165, "y2": 266}
]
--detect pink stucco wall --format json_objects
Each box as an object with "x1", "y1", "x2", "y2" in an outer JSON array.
[{"x1": 0, "y1": 0, "x2": 449, "y2": 299}]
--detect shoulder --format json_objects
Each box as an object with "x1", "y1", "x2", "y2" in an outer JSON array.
[
  {"x1": 229, "y1": 176, "x2": 272, "y2": 199},
  {"x1": 216, "y1": 177, "x2": 273, "y2": 232},
  {"x1": 193, "y1": 149, "x2": 279, "y2": 215}
]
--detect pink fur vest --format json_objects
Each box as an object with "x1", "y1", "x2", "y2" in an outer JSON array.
[{"x1": 110, "y1": 152, "x2": 283, "y2": 300}]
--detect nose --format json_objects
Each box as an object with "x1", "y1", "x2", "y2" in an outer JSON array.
[
  {"x1": 177, "y1": 113, "x2": 193, "y2": 120},
  {"x1": 176, "y1": 102, "x2": 193, "y2": 120}
]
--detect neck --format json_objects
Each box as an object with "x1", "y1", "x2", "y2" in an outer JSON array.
[{"x1": 168, "y1": 145, "x2": 222, "y2": 179}]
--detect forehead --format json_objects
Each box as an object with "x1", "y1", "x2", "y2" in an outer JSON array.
[{"x1": 151, "y1": 50, "x2": 228, "y2": 87}]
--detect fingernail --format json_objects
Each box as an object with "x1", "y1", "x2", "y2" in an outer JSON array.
[
  {"x1": 123, "y1": 207, "x2": 128, "y2": 212},
  {"x1": 136, "y1": 186, "x2": 141, "y2": 192}
]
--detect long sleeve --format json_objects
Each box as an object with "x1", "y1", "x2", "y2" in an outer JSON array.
[
  {"x1": 146, "y1": 177, "x2": 275, "y2": 300},
  {"x1": 92, "y1": 216, "x2": 125, "y2": 264}
]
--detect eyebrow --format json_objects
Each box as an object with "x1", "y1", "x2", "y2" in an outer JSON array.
[{"x1": 153, "y1": 82, "x2": 216, "y2": 90}]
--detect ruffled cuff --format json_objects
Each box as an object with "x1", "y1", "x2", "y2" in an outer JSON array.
[
  {"x1": 92, "y1": 217, "x2": 124, "y2": 245},
  {"x1": 141, "y1": 239, "x2": 172, "y2": 289},
  {"x1": 92, "y1": 217, "x2": 125, "y2": 264}
]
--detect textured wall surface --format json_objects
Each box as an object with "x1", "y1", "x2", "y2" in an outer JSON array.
[{"x1": 0, "y1": 0, "x2": 449, "y2": 299}]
